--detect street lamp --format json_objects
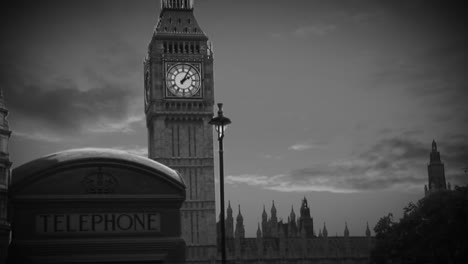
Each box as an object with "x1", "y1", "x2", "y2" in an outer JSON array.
[{"x1": 209, "y1": 103, "x2": 231, "y2": 264}]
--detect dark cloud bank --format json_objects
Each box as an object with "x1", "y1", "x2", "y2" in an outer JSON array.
[
  {"x1": 288, "y1": 136, "x2": 468, "y2": 191},
  {"x1": 0, "y1": 65, "x2": 137, "y2": 134}
]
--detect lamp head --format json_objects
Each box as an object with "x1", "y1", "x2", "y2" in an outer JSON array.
[{"x1": 209, "y1": 103, "x2": 231, "y2": 139}]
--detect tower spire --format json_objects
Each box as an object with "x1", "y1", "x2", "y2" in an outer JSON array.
[
  {"x1": 227, "y1": 200, "x2": 233, "y2": 216},
  {"x1": 428, "y1": 140, "x2": 447, "y2": 192},
  {"x1": 235, "y1": 204, "x2": 245, "y2": 238},
  {"x1": 271, "y1": 200, "x2": 277, "y2": 217},
  {"x1": 366, "y1": 222, "x2": 371, "y2": 237},
  {"x1": 237, "y1": 204, "x2": 243, "y2": 221},
  {"x1": 344, "y1": 222, "x2": 349, "y2": 237}
]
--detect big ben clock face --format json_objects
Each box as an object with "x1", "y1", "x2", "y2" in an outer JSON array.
[{"x1": 166, "y1": 63, "x2": 202, "y2": 98}]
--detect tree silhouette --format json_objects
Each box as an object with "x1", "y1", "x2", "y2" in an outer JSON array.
[{"x1": 371, "y1": 185, "x2": 468, "y2": 264}]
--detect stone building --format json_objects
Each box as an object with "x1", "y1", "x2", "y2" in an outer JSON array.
[
  {"x1": 216, "y1": 198, "x2": 374, "y2": 263},
  {"x1": 0, "y1": 89, "x2": 12, "y2": 264},
  {"x1": 425, "y1": 140, "x2": 449, "y2": 196},
  {"x1": 145, "y1": 0, "x2": 217, "y2": 262},
  {"x1": 1, "y1": 1, "x2": 377, "y2": 263},
  {"x1": 144, "y1": 1, "x2": 375, "y2": 263}
]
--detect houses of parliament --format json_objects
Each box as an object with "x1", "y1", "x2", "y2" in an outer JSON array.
[{"x1": 0, "y1": 0, "x2": 452, "y2": 263}]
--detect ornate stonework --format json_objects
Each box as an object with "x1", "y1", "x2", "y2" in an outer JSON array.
[
  {"x1": 215, "y1": 198, "x2": 374, "y2": 264},
  {"x1": 82, "y1": 167, "x2": 118, "y2": 194},
  {"x1": 145, "y1": 1, "x2": 217, "y2": 262}
]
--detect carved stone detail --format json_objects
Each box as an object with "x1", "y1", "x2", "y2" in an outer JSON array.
[{"x1": 81, "y1": 167, "x2": 118, "y2": 194}]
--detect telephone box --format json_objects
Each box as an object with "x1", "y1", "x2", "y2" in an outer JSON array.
[{"x1": 8, "y1": 148, "x2": 186, "y2": 263}]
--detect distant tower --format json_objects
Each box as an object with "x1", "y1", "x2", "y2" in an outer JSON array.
[
  {"x1": 270, "y1": 201, "x2": 278, "y2": 237},
  {"x1": 235, "y1": 205, "x2": 245, "y2": 239},
  {"x1": 261, "y1": 205, "x2": 269, "y2": 237},
  {"x1": 322, "y1": 222, "x2": 328, "y2": 238},
  {"x1": 365, "y1": 222, "x2": 371, "y2": 237},
  {"x1": 288, "y1": 205, "x2": 298, "y2": 237},
  {"x1": 0, "y1": 88, "x2": 12, "y2": 263},
  {"x1": 225, "y1": 201, "x2": 234, "y2": 238},
  {"x1": 298, "y1": 197, "x2": 314, "y2": 238},
  {"x1": 426, "y1": 140, "x2": 447, "y2": 195}
]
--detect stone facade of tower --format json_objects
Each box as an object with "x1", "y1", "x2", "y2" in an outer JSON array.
[
  {"x1": 425, "y1": 140, "x2": 447, "y2": 196},
  {"x1": 0, "y1": 89, "x2": 12, "y2": 264},
  {"x1": 298, "y1": 197, "x2": 315, "y2": 238},
  {"x1": 145, "y1": 0, "x2": 217, "y2": 262},
  {"x1": 217, "y1": 198, "x2": 374, "y2": 263}
]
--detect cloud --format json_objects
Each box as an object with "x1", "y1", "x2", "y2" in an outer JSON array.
[
  {"x1": 111, "y1": 145, "x2": 148, "y2": 157},
  {"x1": 370, "y1": 36, "x2": 467, "y2": 127},
  {"x1": 87, "y1": 115, "x2": 145, "y2": 134},
  {"x1": 0, "y1": 63, "x2": 141, "y2": 141},
  {"x1": 350, "y1": 11, "x2": 382, "y2": 23},
  {"x1": 13, "y1": 131, "x2": 64, "y2": 143},
  {"x1": 226, "y1": 174, "x2": 282, "y2": 187},
  {"x1": 260, "y1": 154, "x2": 282, "y2": 160},
  {"x1": 293, "y1": 24, "x2": 337, "y2": 37},
  {"x1": 228, "y1": 136, "x2": 468, "y2": 193},
  {"x1": 0, "y1": 11, "x2": 144, "y2": 143},
  {"x1": 289, "y1": 142, "x2": 323, "y2": 151},
  {"x1": 439, "y1": 134, "x2": 468, "y2": 185}
]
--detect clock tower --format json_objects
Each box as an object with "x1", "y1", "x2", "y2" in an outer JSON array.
[
  {"x1": 145, "y1": 0, "x2": 216, "y2": 258},
  {"x1": 426, "y1": 140, "x2": 447, "y2": 195}
]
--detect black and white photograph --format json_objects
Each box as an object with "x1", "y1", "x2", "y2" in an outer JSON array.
[{"x1": 1, "y1": 0, "x2": 467, "y2": 263}]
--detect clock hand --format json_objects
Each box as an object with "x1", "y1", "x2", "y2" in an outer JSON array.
[{"x1": 180, "y1": 66, "x2": 193, "y2": 84}]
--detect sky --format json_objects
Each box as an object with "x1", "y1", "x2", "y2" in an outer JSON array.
[{"x1": 1, "y1": 0, "x2": 467, "y2": 237}]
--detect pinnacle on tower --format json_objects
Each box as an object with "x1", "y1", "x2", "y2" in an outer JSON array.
[
  {"x1": 427, "y1": 140, "x2": 447, "y2": 192},
  {"x1": 257, "y1": 223, "x2": 262, "y2": 238},
  {"x1": 323, "y1": 222, "x2": 328, "y2": 238},
  {"x1": 236, "y1": 204, "x2": 243, "y2": 221},
  {"x1": 366, "y1": 222, "x2": 371, "y2": 237},
  {"x1": 235, "y1": 205, "x2": 245, "y2": 239},
  {"x1": 290, "y1": 205, "x2": 296, "y2": 221},
  {"x1": 154, "y1": 0, "x2": 206, "y2": 37},
  {"x1": 227, "y1": 200, "x2": 233, "y2": 216},
  {"x1": 271, "y1": 200, "x2": 277, "y2": 216},
  {"x1": 344, "y1": 222, "x2": 349, "y2": 237},
  {"x1": 300, "y1": 197, "x2": 311, "y2": 218}
]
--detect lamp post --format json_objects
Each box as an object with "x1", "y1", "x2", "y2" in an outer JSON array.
[{"x1": 209, "y1": 103, "x2": 231, "y2": 264}]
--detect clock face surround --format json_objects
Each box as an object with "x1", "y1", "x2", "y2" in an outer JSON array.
[{"x1": 166, "y1": 63, "x2": 202, "y2": 98}]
